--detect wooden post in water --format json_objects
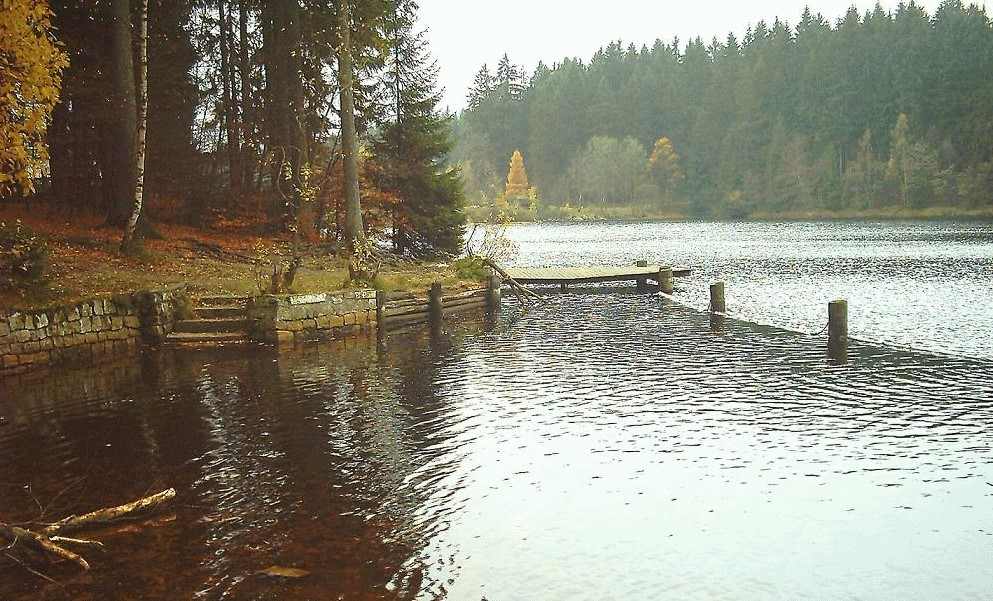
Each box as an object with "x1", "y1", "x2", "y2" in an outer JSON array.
[
  {"x1": 828, "y1": 299, "x2": 848, "y2": 363},
  {"x1": 429, "y1": 282, "x2": 443, "y2": 326},
  {"x1": 710, "y1": 312, "x2": 726, "y2": 334},
  {"x1": 487, "y1": 273, "x2": 503, "y2": 313},
  {"x1": 375, "y1": 290, "x2": 385, "y2": 333},
  {"x1": 709, "y1": 281, "x2": 726, "y2": 314},
  {"x1": 636, "y1": 260, "x2": 648, "y2": 292},
  {"x1": 658, "y1": 266, "x2": 674, "y2": 295}
]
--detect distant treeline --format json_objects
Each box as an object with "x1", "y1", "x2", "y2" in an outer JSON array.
[{"x1": 454, "y1": 1, "x2": 993, "y2": 218}]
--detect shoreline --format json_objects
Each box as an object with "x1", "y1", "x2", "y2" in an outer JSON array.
[{"x1": 469, "y1": 205, "x2": 993, "y2": 224}]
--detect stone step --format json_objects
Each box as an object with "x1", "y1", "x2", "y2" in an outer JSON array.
[
  {"x1": 173, "y1": 318, "x2": 248, "y2": 334},
  {"x1": 196, "y1": 295, "x2": 248, "y2": 308},
  {"x1": 194, "y1": 306, "x2": 245, "y2": 319},
  {"x1": 164, "y1": 331, "x2": 248, "y2": 344}
]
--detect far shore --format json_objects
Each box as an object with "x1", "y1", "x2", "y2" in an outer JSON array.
[{"x1": 468, "y1": 203, "x2": 993, "y2": 224}]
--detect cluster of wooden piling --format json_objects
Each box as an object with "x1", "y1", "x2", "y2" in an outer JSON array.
[
  {"x1": 703, "y1": 279, "x2": 848, "y2": 362},
  {"x1": 380, "y1": 261, "x2": 851, "y2": 363},
  {"x1": 376, "y1": 274, "x2": 502, "y2": 331}
]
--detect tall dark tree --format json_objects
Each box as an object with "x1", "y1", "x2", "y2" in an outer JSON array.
[
  {"x1": 466, "y1": 64, "x2": 493, "y2": 110},
  {"x1": 374, "y1": 0, "x2": 464, "y2": 255},
  {"x1": 338, "y1": 0, "x2": 366, "y2": 251},
  {"x1": 105, "y1": 0, "x2": 137, "y2": 226}
]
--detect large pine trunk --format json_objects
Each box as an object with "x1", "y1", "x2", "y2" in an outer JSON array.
[
  {"x1": 262, "y1": 2, "x2": 291, "y2": 226},
  {"x1": 219, "y1": 0, "x2": 240, "y2": 196},
  {"x1": 238, "y1": 0, "x2": 254, "y2": 190},
  {"x1": 105, "y1": 0, "x2": 137, "y2": 226},
  {"x1": 286, "y1": 0, "x2": 308, "y2": 221},
  {"x1": 339, "y1": 0, "x2": 365, "y2": 251}
]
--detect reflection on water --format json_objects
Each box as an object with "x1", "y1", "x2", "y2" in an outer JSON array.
[
  {"x1": 506, "y1": 221, "x2": 993, "y2": 359},
  {"x1": 2, "y1": 292, "x2": 992, "y2": 600}
]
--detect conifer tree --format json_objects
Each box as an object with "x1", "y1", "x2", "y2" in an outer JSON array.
[
  {"x1": 106, "y1": 0, "x2": 138, "y2": 226},
  {"x1": 467, "y1": 64, "x2": 493, "y2": 110},
  {"x1": 373, "y1": 0, "x2": 464, "y2": 256},
  {"x1": 505, "y1": 150, "x2": 529, "y2": 198}
]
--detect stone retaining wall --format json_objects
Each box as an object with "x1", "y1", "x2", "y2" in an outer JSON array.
[
  {"x1": 0, "y1": 285, "x2": 189, "y2": 377},
  {"x1": 247, "y1": 290, "x2": 378, "y2": 344},
  {"x1": 133, "y1": 285, "x2": 190, "y2": 343}
]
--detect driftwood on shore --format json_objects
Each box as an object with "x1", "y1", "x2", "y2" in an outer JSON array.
[{"x1": 1, "y1": 488, "x2": 175, "y2": 577}]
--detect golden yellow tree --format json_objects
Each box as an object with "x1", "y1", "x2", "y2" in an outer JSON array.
[
  {"x1": 648, "y1": 136, "x2": 684, "y2": 197},
  {"x1": 505, "y1": 149, "x2": 530, "y2": 198},
  {"x1": 0, "y1": 0, "x2": 67, "y2": 196}
]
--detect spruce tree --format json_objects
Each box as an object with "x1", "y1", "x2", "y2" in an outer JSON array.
[
  {"x1": 467, "y1": 64, "x2": 493, "y2": 110},
  {"x1": 374, "y1": 0, "x2": 464, "y2": 256}
]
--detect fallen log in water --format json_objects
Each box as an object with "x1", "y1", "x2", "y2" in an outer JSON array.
[
  {"x1": 42, "y1": 488, "x2": 176, "y2": 536},
  {"x1": 1, "y1": 488, "x2": 175, "y2": 577}
]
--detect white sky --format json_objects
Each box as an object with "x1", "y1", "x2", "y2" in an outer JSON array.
[{"x1": 419, "y1": 0, "x2": 988, "y2": 111}]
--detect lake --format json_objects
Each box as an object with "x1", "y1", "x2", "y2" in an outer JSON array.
[
  {"x1": 505, "y1": 220, "x2": 993, "y2": 359},
  {"x1": 1, "y1": 221, "x2": 991, "y2": 600}
]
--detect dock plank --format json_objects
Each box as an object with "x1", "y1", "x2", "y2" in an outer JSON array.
[{"x1": 504, "y1": 265, "x2": 692, "y2": 285}]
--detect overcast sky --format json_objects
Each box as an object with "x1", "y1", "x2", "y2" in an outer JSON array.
[{"x1": 418, "y1": 0, "x2": 988, "y2": 112}]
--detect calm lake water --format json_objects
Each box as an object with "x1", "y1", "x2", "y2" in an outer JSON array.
[{"x1": 1, "y1": 221, "x2": 992, "y2": 600}]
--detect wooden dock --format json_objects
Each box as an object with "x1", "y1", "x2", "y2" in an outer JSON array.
[{"x1": 504, "y1": 265, "x2": 692, "y2": 286}]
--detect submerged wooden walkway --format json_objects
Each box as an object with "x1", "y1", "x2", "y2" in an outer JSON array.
[{"x1": 504, "y1": 264, "x2": 692, "y2": 286}]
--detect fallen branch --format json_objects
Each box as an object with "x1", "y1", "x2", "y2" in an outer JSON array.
[
  {"x1": 482, "y1": 258, "x2": 547, "y2": 305},
  {"x1": 1, "y1": 488, "x2": 176, "y2": 578},
  {"x1": 49, "y1": 536, "x2": 106, "y2": 552},
  {"x1": 43, "y1": 488, "x2": 176, "y2": 536},
  {"x1": 0, "y1": 524, "x2": 90, "y2": 570}
]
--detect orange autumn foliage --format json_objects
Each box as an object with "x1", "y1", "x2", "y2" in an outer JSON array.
[
  {"x1": 0, "y1": 0, "x2": 68, "y2": 196},
  {"x1": 505, "y1": 150, "x2": 530, "y2": 199}
]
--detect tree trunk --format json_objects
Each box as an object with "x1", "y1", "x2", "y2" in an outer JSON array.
[
  {"x1": 263, "y1": 2, "x2": 289, "y2": 223},
  {"x1": 338, "y1": 0, "x2": 365, "y2": 251},
  {"x1": 105, "y1": 0, "x2": 137, "y2": 226},
  {"x1": 218, "y1": 0, "x2": 239, "y2": 196},
  {"x1": 48, "y1": 98, "x2": 71, "y2": 204},
  {"x1": 122, "y1": 0, "x2": 147, "y2": 250},
  {"x1": 238, "y1": 0, "x2": 254, "y2": 190},
  {"x1": 286, "y1": 0, "x2": 308, "y2": 220},
  {"x1": 260, "y1": 1, "x2": 277, "y2": 203}
]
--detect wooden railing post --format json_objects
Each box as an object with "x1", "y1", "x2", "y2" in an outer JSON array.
[
  {"x1": 487, "y1": 273, "x2": 502, "y2": 312},
  {"x1": 429, "y1": 282, "x2": 443, "y2": 326},
  {"x1": 375, "y1": 290, "x2": 385, "y2": 332}
]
